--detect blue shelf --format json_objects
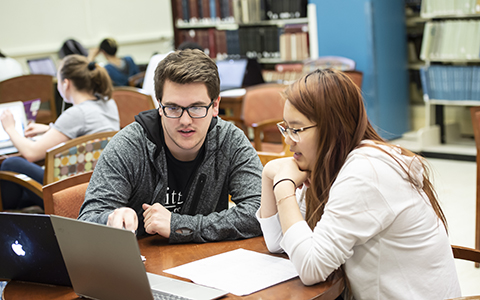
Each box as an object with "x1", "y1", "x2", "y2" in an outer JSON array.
[{"x1": 309, "y1": 0, "x2": 409, "y2": 139}]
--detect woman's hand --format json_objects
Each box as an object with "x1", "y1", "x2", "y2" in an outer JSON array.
[
  {"x1": 0, "y1": 110, "x2": 16, "y2": 132},
  {"x1": 24, "y1": 123, "x2": 50, "y2": 138},
  {"x1": 264, "y1": 157, "x2": 310, "y2": 188}
]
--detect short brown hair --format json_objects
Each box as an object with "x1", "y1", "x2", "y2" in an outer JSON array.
[{"x1": 154, "y1": 49, "x2": 219, "y2": 102}]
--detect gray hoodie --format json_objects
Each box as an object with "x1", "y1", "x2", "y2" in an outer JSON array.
[{"x1": 78, "y1": 109, "x2": 263, "y2": 243}]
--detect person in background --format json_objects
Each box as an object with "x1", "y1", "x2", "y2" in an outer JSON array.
[
  {"x1": 89, "y1": 38, "x2": 140, "y2": 86},
  {"x1": 78, "y1": 49, "x2": 263, "y2": 243},
  {"x1": 0, "y1": 54, "x2": 120, "y2": 210},
  {"x1": 257, "y1": 68, "x2": 461, "y2": 299},
  {"x1": 0, "y1": 50, "x2": 23, "y2": 82}
]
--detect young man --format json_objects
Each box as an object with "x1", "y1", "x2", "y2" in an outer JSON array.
[{"x1": 78, "y1": 49, "x2": 263, "y2": 243}]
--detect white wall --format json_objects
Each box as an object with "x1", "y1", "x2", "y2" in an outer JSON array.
[{"x1": 0, "y1": 0, "x2": 174, "y2": 70}]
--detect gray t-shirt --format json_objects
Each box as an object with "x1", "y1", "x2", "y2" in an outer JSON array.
[{"x1": 50, "y1": 99, "x2": 120, "y2": 139}]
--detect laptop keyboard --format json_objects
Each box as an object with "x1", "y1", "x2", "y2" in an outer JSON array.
[{"x1": 152, "y1": 289, "x2": 192, "y2": 300}]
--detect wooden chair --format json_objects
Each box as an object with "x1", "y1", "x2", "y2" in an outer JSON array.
[
  {"x1": 0, "y1": 131, "x2": 116, "y2": 211},
  {"x1": 450, "y1": 245, "x2": 480, "y2": 298},
  {"x1": 128, "y1": 71, "x2": 146, "y2": 88},
  {"x1": 112, "y1": 86, "x2": 156, "y2": 129},
  {"x1": 43, "y1": 171, "x2": 92, "y2": 218},
  {"x1": 43, "y1": 131, "x2": 117, "y2": 185},
  {"x1": 237, "y1": 83, "x2": 288, "y2": 151},
  {"x1": 0, "y1": 171, "x2": 43, "y2": 212},
  {"x1": 344, "y1": 70, "x2": 363, "y2": 89},
  {"x1": 469, "y1": 106, "x2": 480, "y2": 264},
  {"x1": 0, "y1": 74, "x2": 57, "y2": 124}
]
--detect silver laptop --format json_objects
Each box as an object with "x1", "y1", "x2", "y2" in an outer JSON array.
[
  {"x1": 0, "y1": 101, "x2": 28, "y2": 155},
  {"x1": 50, "y1": 215, "x2": 228, "y2": 300},
  {"x1": 217, "y1": 58, "x2": 248, "y2": 91},
  {"x1": 27, "y1": 57, "x2": 57, "y2": 77},
  {"x1": 0, "y1": 212, "x2": 71, "y2": 286}
]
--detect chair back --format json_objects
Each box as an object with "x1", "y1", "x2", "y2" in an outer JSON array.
[
  {"x1": 43, "y1": 131, "x2": 117, "y2": 185},
  {"x1": 242, "y1": 83, "x2": 287, "y2": 147},
  {"x1": 43, "y1": 171, "x2": 92, "y2": 218},
  {"x1": 112, "y1": 86, "x2": 156, "y2": 128},
  {"x1": 0, "y1": 74, "x2": 57, "y2": 124},
  {"x1": 344, "y1": 70, "x2": 363, "y2": 89}
]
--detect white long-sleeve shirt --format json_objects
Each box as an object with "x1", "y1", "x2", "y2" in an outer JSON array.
[{"x1": 257, "y1": 143, "x2": 461, "y2": 300}]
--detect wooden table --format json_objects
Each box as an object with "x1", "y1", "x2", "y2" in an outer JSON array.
[
  {"x1": 219, "y1": 89, "x2": 246, "y2": 119},
  {"x1": 3, "y1": 236, "x2": 344, "y2": 300}
]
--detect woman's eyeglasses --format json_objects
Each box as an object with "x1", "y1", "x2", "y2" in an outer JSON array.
[{"x1": 277, "y1": 121, "x2": 316, "y2": 143}]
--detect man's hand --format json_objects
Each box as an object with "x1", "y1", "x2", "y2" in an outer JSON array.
[
  {"x1": 142, "y1": 203, "x2": 171, "y2": 238},
  {"x1": 107, "y1": 207, "x2": 138, "y2": 232}
]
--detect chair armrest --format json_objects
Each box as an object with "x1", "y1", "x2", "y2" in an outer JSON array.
[
  {"x1": 128, "y1": 71, "x2": 146, "y2": 88},
  {"x1": 252, "y1": 119, "x2": 283, "y2": 151},
  {"x1": 0, "y1": 171, "x2": 43, "y2": 211},
  {"x1": 257, "y1": 150, "x2": 293, "y2": 166},
  {"x1": 251, "y1": 118, "x2": 282, "y2": 129},
  {"x1": 452, "y1": 245, "x2": 480, "y2": 263}
]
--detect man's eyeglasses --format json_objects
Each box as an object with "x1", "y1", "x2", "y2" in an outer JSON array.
[
  {"x1": 159, "y1": 100, "x2": 214, "y2": 119},
  {"x1": 277, "y1": 121, "x2": 316, "y2": 143}
]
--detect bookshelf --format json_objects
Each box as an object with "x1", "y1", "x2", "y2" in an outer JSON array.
[
  {"x1": 169, "y1": 0, "x2": 312, "y2": 75},
  {"x1": 418, "y1": 0, "x2": 480, "y2": 146}
]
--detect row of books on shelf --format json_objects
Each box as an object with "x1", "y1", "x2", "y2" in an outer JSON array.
[
  {"x1": 420, "y1": 20, "x2": 480, "y2": 61},
  {"x1": 419, "y1": 65, "x2": 480, "y2": 101},
  {"x1": 262, "y1": 63, "x2": 304, "y2": 83},
  {"x1": 175, "y1": 0, "x2": 307, "y2": 25},
  {"x1": 177, "y1": 24, "x2": 309, "y2": 60},
  {"x1": 420, "y1": 0, "x2": 480, "y2": 17}
]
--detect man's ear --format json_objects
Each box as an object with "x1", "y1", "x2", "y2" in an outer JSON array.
[{"x1": 212, "y1": 96, "x2": 221, "y2": 117}]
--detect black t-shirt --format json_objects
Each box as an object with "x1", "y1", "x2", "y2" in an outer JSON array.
[{"x1": 163, "y1": 143, "x2": 205, "y2": 213}]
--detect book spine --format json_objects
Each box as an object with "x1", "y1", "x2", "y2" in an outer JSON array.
[{"x1": 419, "y1": 67, "x2": 430, "y2": 101}]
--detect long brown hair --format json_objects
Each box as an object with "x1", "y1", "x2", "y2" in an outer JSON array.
[
  {"x1": 284, "y1": 69, "x2": 447, "y2": 231},
  {"x1": 59, "y1": 54, "x2": 113, "y2": 99}
]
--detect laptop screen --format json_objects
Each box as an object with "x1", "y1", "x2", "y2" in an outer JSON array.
[
  {"x1": 0, "y1": 101, "x2": 27, "y2": 146},
  {"x1": 217, "y1": 59, "x2": 248, "y2": 91},
  {"x1": 27, "y1": 57, "x2": 57, "y2": 77}
]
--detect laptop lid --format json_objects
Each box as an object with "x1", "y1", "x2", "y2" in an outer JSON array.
[
  {"x1": 27, "y1": 57, "x2": 57, "y2": 77},
  {"x1": 50, "y1": 215, "x2": 227, "y2": 300},
  {"x1": 217, "y1": 58, "x2": 248, "y2": 91},
  {"x1": 0, "y1": 212, "x2": 71, "y2": 286},
  {"x1": 23, "y1": 98, "x2": 41, "y2": 123},
  {"x1": 0, "y1": 101, "x2": 28, "y2": 150}
]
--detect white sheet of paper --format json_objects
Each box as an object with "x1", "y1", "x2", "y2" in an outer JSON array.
[{"x1": 164, "y1": 248, "x2": 298, "y2": 296}]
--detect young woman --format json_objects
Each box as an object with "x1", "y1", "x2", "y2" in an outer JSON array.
[
  {"x1": 0, "y1": 54, "x2": 120, "y2": 210},
  {"x1": 257, "y1": 69, "x2": 461, "y2": 299}
]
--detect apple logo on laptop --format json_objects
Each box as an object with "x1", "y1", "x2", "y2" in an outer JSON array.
[{"x1": 11, "y1": 240, "x2": 26, "y2": 256}]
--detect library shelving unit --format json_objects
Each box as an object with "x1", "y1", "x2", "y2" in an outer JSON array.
[
  {"x1": 417, "y1": 0, "x2": 480, "y2": 149},
  {"x1": 168, "y1": 0, "x2": 315, "y2": 70}
]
